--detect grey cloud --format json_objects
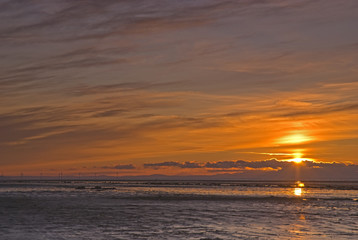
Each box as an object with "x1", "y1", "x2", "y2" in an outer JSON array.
[
  {"x1": 0, "y1": 92, "x2": 220, "y2": 148},
  {"x1": 5, "y1": 55, "x2": 128, "y2": 75},
  {"x1": 92, "y1": 109, "x2": 128, "y2": 118},
  {"x1": 134, "y1": 115, "x2": 222, "y2": 132},
  {"x1": 206, "y1": 169, "x2": 243, "y2": 173},
  {"x1": 0, "y1": 0, "x2": 234, "y2": 43},
  {"x1": 204, "y1": 160, "x2": 358, "y2": 173},
  {"x1": 205, "y1": 159, "x2": 289, "y2": 169},
  {"x1": 0, "y1": 0, "x2": 327, "y2": 97},
  {"x1": 0, "y1": 104, "x2": 106, "y2": 146},
  {"x1": 69, "y1": 81, "x2": 184, "y2": 96},
  {"x1": 0, "y1": 74, "x2": 53, "y2": 95},
  {"x1": 205, "y1": 161, "x2": 237, "y2": 169},
  {"x1": 141, "y1": 159, "x2": 358, "y2": 180},
  {"x1": 101, "y1": 164, "x2": 135, "y2": 170},
  {"x1": 143, "y1": 159, "x2": 358, "y2": 176},
  {"x1": 144, "y1": 161, "x2": 201, "y2": 169},
  {"x1": 277, "y1": 103, "x2": 358, "y2": 118},
  {"x1": 143, "y1": 160, "x2": 285, "y2": 170}
]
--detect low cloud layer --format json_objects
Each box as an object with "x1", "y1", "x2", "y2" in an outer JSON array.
[
  {"x1": 143, "y1": 159, "x2": 358, "y2": 180},
  {"x1": 101, "y1": 164, "x2": 135, "y2": 170},
  {"x1": 144, "y1": 159, "x2": 356, "y2": 170},
  {"x1": 144, "y1": 161, "x2": 201, "y2": 169}
]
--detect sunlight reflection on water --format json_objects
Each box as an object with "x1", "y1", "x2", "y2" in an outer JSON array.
[{"x1": 294, "y1": 187, "x2": 302, "y2": 196}]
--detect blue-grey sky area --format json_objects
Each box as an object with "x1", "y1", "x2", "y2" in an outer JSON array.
[{"x1": 1, "y1": 0, "x2": 358, "y2": 179}]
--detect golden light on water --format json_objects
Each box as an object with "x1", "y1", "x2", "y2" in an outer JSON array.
[
  {"x1": 294, "y1": 188, "x2": 302, "y2": 196},
  {"x1": 294, "y1": 181, "x2": 305, "y2": 196}
]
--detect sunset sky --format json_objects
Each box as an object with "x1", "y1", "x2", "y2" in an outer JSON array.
[{"x1": 1, "y1": 0, "x2": 358, "y2": 179}]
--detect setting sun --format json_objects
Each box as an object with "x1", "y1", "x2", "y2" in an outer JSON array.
[
  {"x1": 296, "y1": 181, "x2": 305, "y2": 187},
  {"x1": 293, "y1": 158, "x2": 303, "y2": 164},
  {"x1": 291, "y1": 152, "x2": 304, "y2": 163}
]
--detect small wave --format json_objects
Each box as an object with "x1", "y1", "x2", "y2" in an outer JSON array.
[{"x1": 2, "y1": 180, "x2": 358, "y2": 190}]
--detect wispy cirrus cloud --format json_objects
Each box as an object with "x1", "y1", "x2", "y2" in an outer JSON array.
[{"x1": 1, "y1": 0, "x2": 358, "y2": 175}]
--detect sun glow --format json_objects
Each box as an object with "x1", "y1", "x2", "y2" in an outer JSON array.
[
  {"x1": 292, "y1": 158, "x2": 303, "y2": 164},
  {"x1": 296, "y1": 181, "x2": 305, "y2": 187},
  {"x1": 288, "y1": 156, "x2": 315, "y2": 163},
  {"x1": 277, "y1": 133, "x2": 313, "y2": 145},
  {"x1": 291, "y1": 152, "x2": 303, "y2": 163},
  {"x1": 283, "y1": 150, "x2": 315, "y2": 163}
]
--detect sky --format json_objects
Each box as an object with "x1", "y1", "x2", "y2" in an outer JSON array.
[{"x1": 1, "y1": 0, "x2": 358, "y2": 179}]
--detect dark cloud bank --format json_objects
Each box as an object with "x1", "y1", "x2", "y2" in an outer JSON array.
[
  {"x1": 101, "y1": 164, "x2": 135, "y2": 170},
  {"x1": 141, "y1": 159, "x2": 358, "y2": 180}
]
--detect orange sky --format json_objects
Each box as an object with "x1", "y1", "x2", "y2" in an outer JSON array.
[{"x1": 1, "y1": 0, "x2": 358, "y2": 179}]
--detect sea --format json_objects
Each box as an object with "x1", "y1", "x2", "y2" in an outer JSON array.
[{"x1": 0, "y1": 180, "x2": 357, "y2": 240}]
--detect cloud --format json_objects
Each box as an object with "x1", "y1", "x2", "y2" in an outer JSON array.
[
  {"x1": 205, "y1": 159, "x2": 288, "y2": 169},
  {"x1": 0, "y1": 0, "x2": 237, "y2": 43},
  {"x1": 144, "y1": 159, "x2": 289, "y2": 170},
  {"x1": 277, "y1": 103, "x2": 358, "y2": 118},
  {"x1": 144, "y1": 161, "x2": 201, "y2": 169},
  {"x1": 69, "y1": 81, "x2": 184, "y2": 96},
  {"x1": 2, "y1": 0, "x2": 358, "y2": 174},
  {"x1": 142, "y1": 159, "x2": 358, "y2": 180},
  {"x1": 101, "y1": 164, "x2": 135, "y2": 170}
]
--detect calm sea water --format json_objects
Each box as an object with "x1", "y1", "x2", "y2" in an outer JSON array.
[{"x1": 0, "y1": 180, "x2": 357, "y2": 239}]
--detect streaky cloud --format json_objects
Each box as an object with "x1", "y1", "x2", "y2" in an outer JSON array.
[
  {"x1": 144, "y1": 161, "x2": 201, "y2": 169},
  {"x1": 101, "y1": 164, "x2": 135, "y2": 170}
]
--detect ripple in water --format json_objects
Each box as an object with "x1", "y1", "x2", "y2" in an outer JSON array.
[{"x1": 0, "y1": 180, "x2": 357, "y2": 239}]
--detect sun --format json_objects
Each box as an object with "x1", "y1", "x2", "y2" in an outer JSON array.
[
  {"x1": 291, "y1": 152, "x2": 304, "y2": 163},
  {"x1": 293, "y1": 158, "x2": 303, "y2": 164}
]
